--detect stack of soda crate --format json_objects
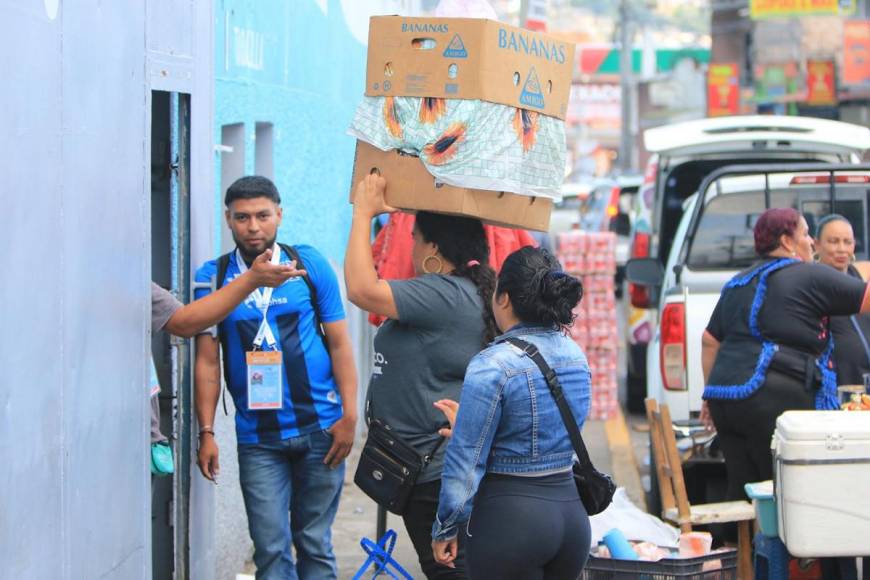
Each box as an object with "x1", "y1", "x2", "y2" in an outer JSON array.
[{"x1": 557, "y1": 231, "x2": 619, "y2": 420}]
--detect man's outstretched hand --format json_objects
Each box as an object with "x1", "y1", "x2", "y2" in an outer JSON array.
[{"x1": 247, "y1": 248, "x2": 306, "y2": 288}]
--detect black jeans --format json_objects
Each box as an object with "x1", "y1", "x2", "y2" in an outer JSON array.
[{"x1": 402, "y1": 479, "x2": 468, "y2": 580}]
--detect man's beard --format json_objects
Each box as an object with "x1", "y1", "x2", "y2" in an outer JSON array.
[{"x1": 233, "y1": 233, "x2": 277, "y2": 264}]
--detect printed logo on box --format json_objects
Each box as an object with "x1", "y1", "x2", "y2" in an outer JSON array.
[
  {"x1": 519, "y1": 67, "x2": 545, "y2": 109},
  {"x1": 497, "y1": 28, "x2": 567, "y2": 64},
  {"x1": 445, "y1": 83, "x2": 459, "y2": 94},
  {"x1": 401, "y1": 22, "x2": 449, "y2": 34},
  {"x1": 443, "y1": 34, "x2": 468, "y2": 58}
]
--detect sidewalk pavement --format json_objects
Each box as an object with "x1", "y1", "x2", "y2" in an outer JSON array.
[{"x1": 332, "y1": 412, "x2": 645, "y2": 579}]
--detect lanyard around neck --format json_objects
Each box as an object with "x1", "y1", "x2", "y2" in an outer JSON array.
[{"x1": 236, "y1": 245, "x2": 281, "y2": 349}]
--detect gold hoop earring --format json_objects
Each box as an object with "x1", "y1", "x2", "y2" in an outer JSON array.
[{"x1": 422, "y1": 254, "x2": 443, "y2": 274}]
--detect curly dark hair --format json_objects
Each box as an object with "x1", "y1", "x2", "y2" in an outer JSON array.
[
  {"x1": 496, "y1": 246, "x2": 584, "y2": 330},
  {"x1": 414, "y1": 212, "x2": 498, "y2": 344}
]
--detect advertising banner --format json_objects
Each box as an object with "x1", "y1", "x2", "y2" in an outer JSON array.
[
  {"x1": 806, "y1": 59, "x2": 837, "y2": 105},
  {"x1": 843, "y1": 20, "x2": 870, "y2": 86},
  {"x1": 707, "y1": 63, "x2": 739, "y2": 117},
  {"x1": 750, "y1": 0, "x2": 856, "y2": 19}
]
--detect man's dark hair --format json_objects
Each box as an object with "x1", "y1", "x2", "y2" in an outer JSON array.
[{"x1": 224, "y1": 175, "x2": 281, "y2": 206}]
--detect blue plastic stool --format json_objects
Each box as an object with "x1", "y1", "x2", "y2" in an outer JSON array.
[
  {"x1": 352, "y1": 529, "x2": 414, "y2": 579},
  {"x1": 754, "y1": 533, "x2": 790, "y2": 580}
]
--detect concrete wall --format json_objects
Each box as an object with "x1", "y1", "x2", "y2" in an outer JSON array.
[
  {"x1": 214, "y1": 0, "x2": 426, "y2": 261},
  {"x1": 0, "y1": 2, "x2": 214, "y2": 578},
  {"x1": 0, "y1": 2, "x2": 151, "y2": 577}
]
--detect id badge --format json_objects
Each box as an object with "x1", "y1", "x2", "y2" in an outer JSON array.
[{"x1": 246, "y1": 350, "x2": 283, "y2": 411}]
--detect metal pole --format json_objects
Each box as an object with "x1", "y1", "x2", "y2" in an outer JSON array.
[
  {"x1": 377, "y1": 505, "x2": 388, "y2": 540},
  {"x1": 619, "y1": 0, "x2": 634, "y2": 173},
  {"x1": 520, "y1": 0, "x2": 530, "y2": 27}
]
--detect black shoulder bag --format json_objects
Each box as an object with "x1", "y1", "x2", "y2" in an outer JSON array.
[
  {"x1": 505, "y1": 337, "x2": 616, "y2": 515},
  {"x1": 353, "y1": 403, "x2": 447, "y2": 515}
]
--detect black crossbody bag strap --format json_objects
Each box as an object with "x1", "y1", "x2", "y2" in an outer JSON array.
[{"x1": 504, "y1": 337, "x2": 593, "y2": 469}]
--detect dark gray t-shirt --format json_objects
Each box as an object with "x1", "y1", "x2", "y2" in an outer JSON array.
[
  {"x1": 151, "y1": 282, "x2": 183, "y2": 334},
  {"x1": 369, "y1": 274, "x2": 486, "y2": 483}
]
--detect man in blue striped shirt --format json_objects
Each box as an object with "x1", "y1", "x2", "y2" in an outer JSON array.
[{"x1": 194, "y1": 176, "x2": 357, "y2": 580}]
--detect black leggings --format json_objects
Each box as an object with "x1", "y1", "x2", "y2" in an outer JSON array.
[
  {"x1": 465, "y1": 472, "x2": 591, "y2": 580},
  {"x1": 402, "y1": 480, "x2": 468, "y2": 579}
]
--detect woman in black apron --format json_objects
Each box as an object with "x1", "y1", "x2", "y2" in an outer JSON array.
[{"x1": 701, "y1": 208, "x2": 870, "y2": 506}]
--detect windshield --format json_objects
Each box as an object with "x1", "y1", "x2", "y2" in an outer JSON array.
[{"x1": 686, "y1": 186, "x2": 869, "y2": 270}]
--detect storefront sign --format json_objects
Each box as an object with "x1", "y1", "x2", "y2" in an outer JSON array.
[
  {"x1": 806, "y1": 59, "x2": 837, "y2": 105},
  {"x1": 707, "y1": 63, "x2": 739, "y2": 117},
  {"x1": 843, "y1": 20, "x2": 870, "y2": 86},
  {"x1": 567, "y1": 83, "x2": 621, "y2": 128},
  {"x1": 750, "y1": 0, "x2": 856, "y2": 19},
  {"x1": 525, "y1": 0, "x2": 548, "y2": 31}
]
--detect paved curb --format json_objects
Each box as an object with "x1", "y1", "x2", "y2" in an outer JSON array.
[{"x1": 605, "y1": 407, "x2": 646, "y2": 510}]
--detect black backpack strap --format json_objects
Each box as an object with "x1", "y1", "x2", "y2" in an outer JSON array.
[
  {"x1": 278, "y1": 243, "x2": 327, "y2": 345},
  {"x1": 215, "y1": 251, "x2": 232, "y2": 290},
  {"x1": 213, "y1": 251, "x2": 233, "y2": 415},
  {"x1": 503, "y1": 337, "x2": 594, "y2": 469}
]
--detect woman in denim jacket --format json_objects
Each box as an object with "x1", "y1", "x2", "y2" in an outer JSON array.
[{"x1": 431, "y1": 247, "x2": 592, "y2": 580}]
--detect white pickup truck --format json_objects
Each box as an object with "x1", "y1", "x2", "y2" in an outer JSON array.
[{"x1": 627, "y1": 163, "x2": 870, "y2": 510}]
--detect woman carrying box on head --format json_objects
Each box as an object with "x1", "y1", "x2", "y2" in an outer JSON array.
[{"x1": 345, "y1": 173, "x2": 497, "y2": 579}]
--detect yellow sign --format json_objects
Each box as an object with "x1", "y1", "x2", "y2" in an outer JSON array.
[{"x1": 750, "y1": 0, "x2": 856, "y2": 19}]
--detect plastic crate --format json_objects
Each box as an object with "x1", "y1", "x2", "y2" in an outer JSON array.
[{"x1": 581, "y1": 548, "x2": 738, "y2": 580}]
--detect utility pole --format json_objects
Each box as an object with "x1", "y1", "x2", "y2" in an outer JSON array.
[{"x1": 619, "y1": 0, "x2": 635, "y2": 173}]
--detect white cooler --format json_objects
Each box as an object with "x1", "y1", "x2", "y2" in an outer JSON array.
[{"x1": 773, "y1": 411, "x2": 870, "y2": 557}]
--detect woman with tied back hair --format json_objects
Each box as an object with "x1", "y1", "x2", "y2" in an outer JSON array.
[
  {"x1": 430, "y1": 246, "x2": 592, "y2": 580},
  {"x1": 701, "y1": 208, "x2": 870, "y2": 508},
  {"x1": 345, "y1": 173, "x2": 497, "y2": 579}
]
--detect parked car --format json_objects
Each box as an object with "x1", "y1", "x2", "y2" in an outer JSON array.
[
  {"x1": 627, "y1": 162, "x2": 870, "y2": 514},
  {"x1": 624, "y1": 115, "x2": 870, "y2": 413},
  {"x1": 578, "y1": 176, "x2": 642, "y2": 294}
]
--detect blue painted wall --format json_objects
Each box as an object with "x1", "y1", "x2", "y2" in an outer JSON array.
[{"x1": 215, "y1": 0, "x2": 369, "y2": 262}]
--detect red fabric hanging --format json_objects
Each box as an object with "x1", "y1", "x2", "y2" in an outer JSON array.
[{"x1": 367, "y1": 213, "x2": 537, "y2": 326}]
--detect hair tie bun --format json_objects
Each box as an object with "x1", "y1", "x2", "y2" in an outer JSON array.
[{"x1": 467, "y1": 260, "x2": 480, "y2": 267}]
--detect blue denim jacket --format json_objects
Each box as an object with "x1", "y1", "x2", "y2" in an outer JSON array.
[{"x1": 431, "y1": 324, "x2": 591, "y2": 542}]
